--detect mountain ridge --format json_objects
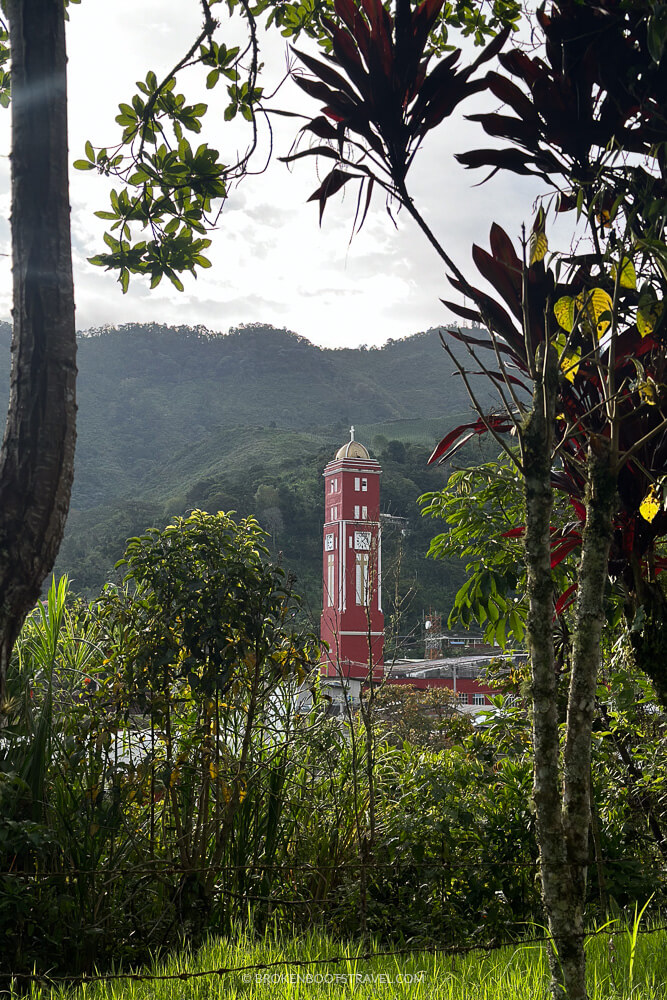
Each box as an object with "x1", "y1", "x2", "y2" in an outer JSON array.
[{"x1": 0, "y1": 321, "x2": 492, "y2": 629}]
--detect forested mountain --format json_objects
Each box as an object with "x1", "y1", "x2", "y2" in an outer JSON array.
[{"x1": 0, "y1": 321, "x2": 495, "y2": 638}]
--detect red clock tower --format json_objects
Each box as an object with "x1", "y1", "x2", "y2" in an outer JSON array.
[{"x1": 320, "y1": 427, "x2": 384, "y2": 688}]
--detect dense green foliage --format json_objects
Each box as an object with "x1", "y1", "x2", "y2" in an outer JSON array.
[{"x1": 1, "y1": 555, "x2": 665, "y2": 981}]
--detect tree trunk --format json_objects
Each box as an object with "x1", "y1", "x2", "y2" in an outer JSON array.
[
  {"x1": 559, "y1": 441, "x2": 614, "y2": 996},
  {"x1": 524, "y1": 343, "x2": 580, "y2": 999},
  {"x1": 526, "y1": 365, "x2": 616, "y2": 1000},
  {"x1": 0, "y1": 0, "x2": 76, "y2": 702}
]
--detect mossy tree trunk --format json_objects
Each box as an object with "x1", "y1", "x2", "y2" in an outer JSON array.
[
  {"x1": 0, "y1": 0, "x2": 76, "y2": 703},
  {"x1": 524, "y1": 345, "x2": 616, "y2": 999}
]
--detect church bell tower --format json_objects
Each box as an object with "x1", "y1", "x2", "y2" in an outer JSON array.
[{"x1": 320, "y1": 427, "x2": 384, "y2": 692}]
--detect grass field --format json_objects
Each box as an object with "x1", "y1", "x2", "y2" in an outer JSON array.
[{"x1": 14, "y1": 924, "x2": 667, "y2": 999}]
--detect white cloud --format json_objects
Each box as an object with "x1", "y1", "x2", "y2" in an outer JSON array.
[{"x1": 0, "y1": 3, "x2": 548, "y2": 348}]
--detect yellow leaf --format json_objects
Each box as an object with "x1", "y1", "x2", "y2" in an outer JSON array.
[
  {"x1": 640, "y1": 485, "x2": 661, "y2": 523},
  {"x1": 169, "y1": 767, "x2": 180, "y2": 787},
  {"x1": 553, "y1": 332, "x2": 581, "y2": 382},
  {"x1": 576, "y1": 288, "x2": 613, "y2": 339},
  {"x1": 637, "y1": 296, "x2": 663, "y2": 338},
  {"x1": 89, "y1": 823, "x2": 100, "y2": 837},
  {"x1": 561, "y1": 351, "x2": 581, "y2": 382},
  {"x1": 638, "y1": 379, "x2": 662, "y2": 405},
  {"x1": 530, "y1": 231, "x2": 548, "y2": 265},
  {"x1": 209, "y1": 762, "x2": 218, "y2": 780},
  {"x1": 554, "y1": 296, "x2": 575, "y2": 333},
  {"x1": 611, "y1": 257, "x2": 637, "y2": 290}
]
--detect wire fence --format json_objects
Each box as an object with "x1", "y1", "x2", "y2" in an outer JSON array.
[
  {"x1": 2, "y1": 852, "x2": 667, "y2": 987},
  {"x1": 7, "y1": 921, "x2": 667, "y2": 986},
  {"x1": 1, "y1": 853, "x2": 662, "y2": 879}
]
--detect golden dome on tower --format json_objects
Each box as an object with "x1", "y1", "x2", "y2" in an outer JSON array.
[{"x1": 335, "y1": 426, "x2": 370, "y2": 460}]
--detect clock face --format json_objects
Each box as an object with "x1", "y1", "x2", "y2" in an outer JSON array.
[
  {"x1": 354, "y1": 531, "x2": 371, "y2": 550},
  {"x1": 325, "y1": 533, "x2": 335, "y2": 551}
]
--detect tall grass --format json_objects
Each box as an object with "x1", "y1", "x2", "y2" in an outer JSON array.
[{"x1": 12, "y1": 925, "x2": 667, "y2": 1000}]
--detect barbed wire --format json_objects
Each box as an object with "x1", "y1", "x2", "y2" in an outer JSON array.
[
  {"x1": 1, "y1": 852, "x2": 662, "y2": 879},
  {"x1": 8, "y1": 921, "x2": 667, "y2": 985}
]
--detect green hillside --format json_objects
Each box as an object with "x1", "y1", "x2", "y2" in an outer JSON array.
[{"x1": 0, "y1": 321, "x2": 495, "y2": 640}]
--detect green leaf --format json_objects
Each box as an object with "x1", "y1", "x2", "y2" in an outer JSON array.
[{"x1": 74, "y1": 160, "x2": 96, "y2": 171}]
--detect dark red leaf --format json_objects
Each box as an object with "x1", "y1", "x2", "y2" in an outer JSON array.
[
  {"x1": 280, "y1": 145, "x2": 341, "y2": 164},
  {"x1": 654, "y1": 557, "x2": 667, "y2": 576},
  {"x1": 334, "y1": 0, "x2": 360, "y2": 31},
  {"x1": 419, "y1": 78, "x2": 486, "y2": 132},
  {"x1": 411, "y1": 0, "x2": 446, "y2": 64},
  {"x1": 568, "y1": 497, "x2": 586, "y2": 521},
  {"x1": 327, "y1": 25, "x2": 373, "y2": 97},
  {"x1": 489, "y1": 223, "x2": 522, "y2": 277},
  {"x1": 302, "y1": 115, "x2": 340, "y2": 141},
  {"x1": 501, "y1": 526, "x2": 525, "y2": 538},
  {"x1": 555, "y1": 583, "x2": 577, "y2": 616},
  {"x1": 292, "y1": 47, "x2": 360, "y2": 102},
  {"x1": 293, "y1": 74, "x2": 343, "y2": 108},
  {"x1": 467, "y1": 112, "x2": 540, "y2": 147},
  {"x1": 443, "y1": 323, "x2": 514, "y2": 357},
  {"x1": 455, "y1": 147, "x2": 539, "y2": 178},
  {"x1": 358, "y1": 0, "x2": 393, "y2": 77},
  {"x1": 353, "y1": 173, "x2": 374, "y2": 233},
  {"x1": 472, "y1": 243, "x2": 522, "y2": 320},
  {"x1": 428, "y1": 416, "x2": 513, "y2": 465},
  {"x1": 550, "y1": 536, "x2": 581, "y2": 568},
  {"x1": 499, "y1": 49, "x2": 546, "y2": 87},
  {"x1": 486, "y1": 71, "x2": 537, "y2": 123},
  {"x1": 440, "y1": 301, "x2": 483, "y2": 326},
  {"x1": 469, "y1": 24, "x2": 511, "y2": 72},
  {"x1": 307, "y1": 168, "x2": 360, "y2": 223},
  {"x1": 448, "y1": 276, "x2": 525, "y2": 358},
  {"x1": 481, "y1": 369, "x2": 530, "y2": 391}
]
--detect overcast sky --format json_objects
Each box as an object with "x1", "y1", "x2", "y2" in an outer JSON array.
[{"x1": 0, "y1": 1, "x2": 547, "y2": 349}]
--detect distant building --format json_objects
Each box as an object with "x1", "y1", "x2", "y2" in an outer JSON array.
[
  {"x1": 320, "y1": 427, "x2": 384, "y2": 710},
  {"x1": 388, "y1": 655, "x2": 504, "y2": 713},
  {"x1": 318, "y1": 428, "x2": 505, "y2": 715}
]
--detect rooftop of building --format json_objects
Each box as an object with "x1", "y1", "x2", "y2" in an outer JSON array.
[{"x1": 334, "y1": 425, "x2": 371, "y2": 461}]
